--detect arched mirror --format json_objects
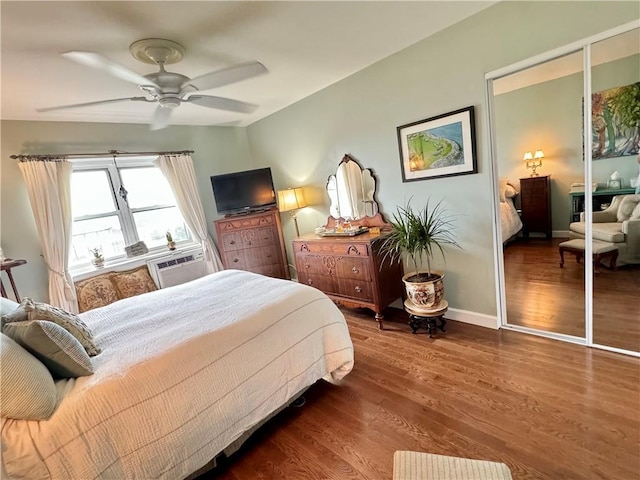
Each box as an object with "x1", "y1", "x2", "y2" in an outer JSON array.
[{"x1": 326, "y1": 154, "x2": 379, "y2": 220}]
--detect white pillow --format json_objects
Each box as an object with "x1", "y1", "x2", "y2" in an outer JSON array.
[
  {"x1": 0, "y1": 333, "x2": 57, "y2": 420},
  {"x1": 0, "y1": 297, "x2": 19, "y2": 316},
  {"x1": 505, "y1": 184, "x2": 518, "y2": 199}
]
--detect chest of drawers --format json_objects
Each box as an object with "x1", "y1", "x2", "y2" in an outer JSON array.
[
  {"x1": 214, "y1": 209, "x2": 289, "y2": 279},
  {"x1": 292, "y1": 233, "x2": 403, "y2": 329}
]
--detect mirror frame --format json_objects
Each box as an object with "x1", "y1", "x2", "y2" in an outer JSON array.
[{"x1": 325, "y1": 154, "x2": 389, "y2": 229}]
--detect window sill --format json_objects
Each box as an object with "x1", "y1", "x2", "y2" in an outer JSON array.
[{"x1": 71, "y1": 243, "x2": 201, "y2": 282}]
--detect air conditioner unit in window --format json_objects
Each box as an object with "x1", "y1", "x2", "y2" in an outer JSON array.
[{"x1": 147, "y1": 249, "x2": 206, "y2": 289}]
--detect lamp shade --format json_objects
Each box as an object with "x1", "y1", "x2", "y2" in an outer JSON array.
[
  {"x1": 277, "y1": 187, "x2": 307, "y2": 212},
  {"x1": 522, "y1": 151, "x2": 533, "y2": 161},
  {"x1": 533, "y1": 149, "x2": 545, "y2": 160}
]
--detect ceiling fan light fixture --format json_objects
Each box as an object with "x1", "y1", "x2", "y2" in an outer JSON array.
[
  {"x1": 158, "y1": 97, "x2": 181, "y2": 108},
  {"x1": 129, "y1": 38, "x2": 185, "y2": 65}
]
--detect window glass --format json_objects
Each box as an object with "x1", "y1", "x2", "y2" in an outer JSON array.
[
  {"x1": 69, "y1": 160, "x2": 192, "y2": 267},
  {"x1": 70, "y1": 216, "x2": 124, "y2": 264},
  {"x1": 132, "y1": 207, "x2": 190, "y2": 248},
  {"x1": 71, "y1": 170, "x2": 116, "y2": 216},
  {"x1": 120, "y1": 167, "x2": 175, "y2": 208}
]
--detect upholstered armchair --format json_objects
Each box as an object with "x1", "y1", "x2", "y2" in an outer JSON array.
[{"x1": 569, "y1": 194, "x2": 640, "y2": 265}]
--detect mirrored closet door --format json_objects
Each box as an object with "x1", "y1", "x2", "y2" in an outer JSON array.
[
  {"x1": 487, "y1": 21, "x2": 639, "y2": 356},
  {"x1": 590, "y1": 28, "x2": 639, "y2": 354},
  {"x1": 491, "y1": 51, "x2": 586, "y2": 340}
]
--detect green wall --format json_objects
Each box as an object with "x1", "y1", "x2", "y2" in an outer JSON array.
[
  {"x1": 0, "y1": 121, "x2": 253, "y2": 301},
  {"x1": 246, "y1": 1, "x2": 638, "y2": 317}
]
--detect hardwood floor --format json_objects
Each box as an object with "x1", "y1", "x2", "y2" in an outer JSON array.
[
  {"x1": 504, "y1": 238, "x2": 640, "y2": 352},
  {"x1": 204, "y1": 308, "x2": 640, "y2": 480}
]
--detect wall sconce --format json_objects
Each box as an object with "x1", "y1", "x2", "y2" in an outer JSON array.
[
  {"x1": 524, "y1": 149, "x2": 544, "y2": 176},
  {"x1": 277, "y1": 187, "x2": 307, "y2": 237}
]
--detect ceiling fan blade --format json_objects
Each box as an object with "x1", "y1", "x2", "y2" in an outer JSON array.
[
  {"x1": 62, "y1": 51, "x2": 159, "y2": 87},
  {"x1": 150, "y1": 105, "x2": 173, "y2": 131},
  {"x1": 185, "y1": 61, "x2": 267, "y2": 91},
  {"x1": 186, "y1": 95, "x2": 258, "y2": 114},
  {"x1": 37, "y1": 97, "x2": 152, "y2": 112}
]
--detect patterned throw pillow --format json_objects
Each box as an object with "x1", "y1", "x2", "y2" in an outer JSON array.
[
  {"x1": 75, "y1": 274, "x2": 120, "y2": 313},
  {"x1": 4, "y1": 320, "x2": 94, "y2": 378},
  {"x1": 110, "y1": 265, "x2": 157, "y2": 300},
  {"x1": 6, "y1": 298, "x2": 102, "y2": 357},
  {"x1": 0, "y1": 333, "x2": 58, "y2": 420}
]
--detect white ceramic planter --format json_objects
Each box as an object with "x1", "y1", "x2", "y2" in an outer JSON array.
[{"x1": 402, "y1": 270, "x2": 445, "y2": 309}]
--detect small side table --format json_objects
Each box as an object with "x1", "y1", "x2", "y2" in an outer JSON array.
[
  {"x1": 1, "y1": 259, "x2": 27, "y2": 302},
  {"x1": 404, "y1": 299, "x2": 448, "y2": 338}
]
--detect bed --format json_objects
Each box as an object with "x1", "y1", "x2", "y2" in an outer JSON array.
[
  {"x1": 1, "y1": 269, "x2": 354, "y2": 479},
  {"x1": 499, "y1": 178, "x2": 522, "y2": 243}
]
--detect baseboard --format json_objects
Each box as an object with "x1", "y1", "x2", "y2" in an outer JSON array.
[
  {"x1": 389, "y1": 299, "x2": 499, "y2": 330},
  {"x1": 445, "y1": 307, "x2": 499, "y2": 330}
]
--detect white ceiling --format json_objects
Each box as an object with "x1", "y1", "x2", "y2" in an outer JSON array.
[{"x1": 1, "y1": 1, "x2": 495, "y2": 128}]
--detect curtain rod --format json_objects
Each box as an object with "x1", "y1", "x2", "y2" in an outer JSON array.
[{"x1": 10, "y1": 149, "x2": 195, "y2": 161}]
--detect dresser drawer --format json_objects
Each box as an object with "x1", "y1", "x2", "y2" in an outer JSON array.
[
  {"x1": 294, "y1": 241, "x2": 370, "y2": 257},
  {"x1": 294, "y1": 253, "x2": 339, "y2": 277},
  {"x1": 253, "y1": 263, "x2": 286, "y2": 279},
  {"x1": 336, "y1": 256, "x2": 371, "y2": 281},
  {"x1": 217, "y1": 213, "x2": 274, "y2": 231},
  {"x1": 245, "y1": 245, "x2": 281, "y2": 268},
  {"x1": 336, "y1": 278, "x2": 373, "y2": 302},
  {"x1": 222, "y1": 250, "x2": 246, "y2": 269},
  {"x1": 297, "y1": 272, "x2": 340, "y2": 295}
]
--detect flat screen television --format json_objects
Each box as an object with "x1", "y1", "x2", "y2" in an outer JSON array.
[{"x1": 210, "y1": 167, "x2": 277, "y2": 215}]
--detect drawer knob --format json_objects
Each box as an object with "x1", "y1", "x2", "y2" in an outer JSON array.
[
  {"x1": 233, "y1": 258, "x2": 239, "y2": 263},
  {"x1": 352, "y1": 267, "x2": 359, "y2": 274},
  {"x1": 263, "y1": 236, "x2": 269, "y2": 240},
  {"x1": 305, "y1": 263, "x2": 310, "y2": 269},
  {"x1": 247, "y1": 241, "x2": 252, "y2": 246},
  {"x1": 266, "y1": 254, "x2": 272, "y2": 258},
  {"x1": 354, "y1": 286, "x2": 362, "y2": 293},
  {"x1": 229, "y1": 240, "x2": 236, "y2": 245},
  {"x1": 307, "y1": 279, "x2": 313, "y2": 285}
]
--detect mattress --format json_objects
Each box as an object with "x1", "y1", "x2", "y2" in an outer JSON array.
[{"x1": 1, "y1": 270, "x2": 354, "y2": 479}]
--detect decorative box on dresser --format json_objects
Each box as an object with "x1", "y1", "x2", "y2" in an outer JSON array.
[
  {"x1": 292, "y1": 232, "x2": 403, "y2": 329},
  {"x1": 520, "y1": 175, "x2": 552, "y2": 239},
  {"x1": 214, "y1": 208, "x2": 289, "y2": 279}
]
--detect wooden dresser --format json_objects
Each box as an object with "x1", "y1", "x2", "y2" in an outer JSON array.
[
  {"x1": 520, "y1": 175, "x2": 552, "y2": 239},
  {"x1": 214, "y1": 209, "x2": 289, "y2": 279},
  {"x1": 292, "y1": 232, "x2": 403, "y2": 329}
]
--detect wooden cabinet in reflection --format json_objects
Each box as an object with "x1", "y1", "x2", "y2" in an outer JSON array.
[{"x1": 292, "y1": 233, "x2": 403, "y2": 329}]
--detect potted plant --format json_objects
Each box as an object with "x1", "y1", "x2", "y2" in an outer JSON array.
[
  {"x1": 166, "y1": 231, "x2": 177, "y2": 251},
  {"x1": 90, "y1": 247, "x2": 105, "y2": 269},
  {"x1": 380, "y1": 198, "x2": 460, "y2": 310}
]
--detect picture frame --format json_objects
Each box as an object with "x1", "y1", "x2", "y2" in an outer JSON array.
[
  {"x1": 607, "y1": 179, "x2": 621, "y2": 190},
  {"x1": 397, "y1": 106, "x2": 477, "y2": 182}
]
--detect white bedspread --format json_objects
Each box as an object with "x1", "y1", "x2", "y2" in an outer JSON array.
[
  {"x1": 501, "y1": 197, "x2": 522, "y2": 242},
  {"x1": 1, "y1": 270, "x2": 354, "y2": 479}
]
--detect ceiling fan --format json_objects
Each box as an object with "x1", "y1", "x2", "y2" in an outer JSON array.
[{"x1": 37, "y1": 38, "x2": 267, "y2": 130}]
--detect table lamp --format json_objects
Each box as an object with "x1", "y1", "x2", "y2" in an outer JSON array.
[{"x1": 277, "y1": 187, "x2": 307, "y2": 237}]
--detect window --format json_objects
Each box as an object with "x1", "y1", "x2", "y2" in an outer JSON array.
[{"x1": 69, "y1": 157, "x2": 190, "y2": 267}]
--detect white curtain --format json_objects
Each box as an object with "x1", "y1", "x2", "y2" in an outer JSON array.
[
  {"x1": 155, "y1": 154, "x2": 223, "y2": 273},
  {"x1": 18, "y1": 159, "x2": 78, "y2": 312}
]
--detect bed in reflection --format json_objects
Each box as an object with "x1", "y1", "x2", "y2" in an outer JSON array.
[{"x1": 500, "y1": 178, "x2": 523, "y2": 243}]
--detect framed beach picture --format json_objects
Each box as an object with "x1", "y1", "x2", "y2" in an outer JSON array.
[{"x1": 397, "y1": 106, "x2": 477, "y2": 182}]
